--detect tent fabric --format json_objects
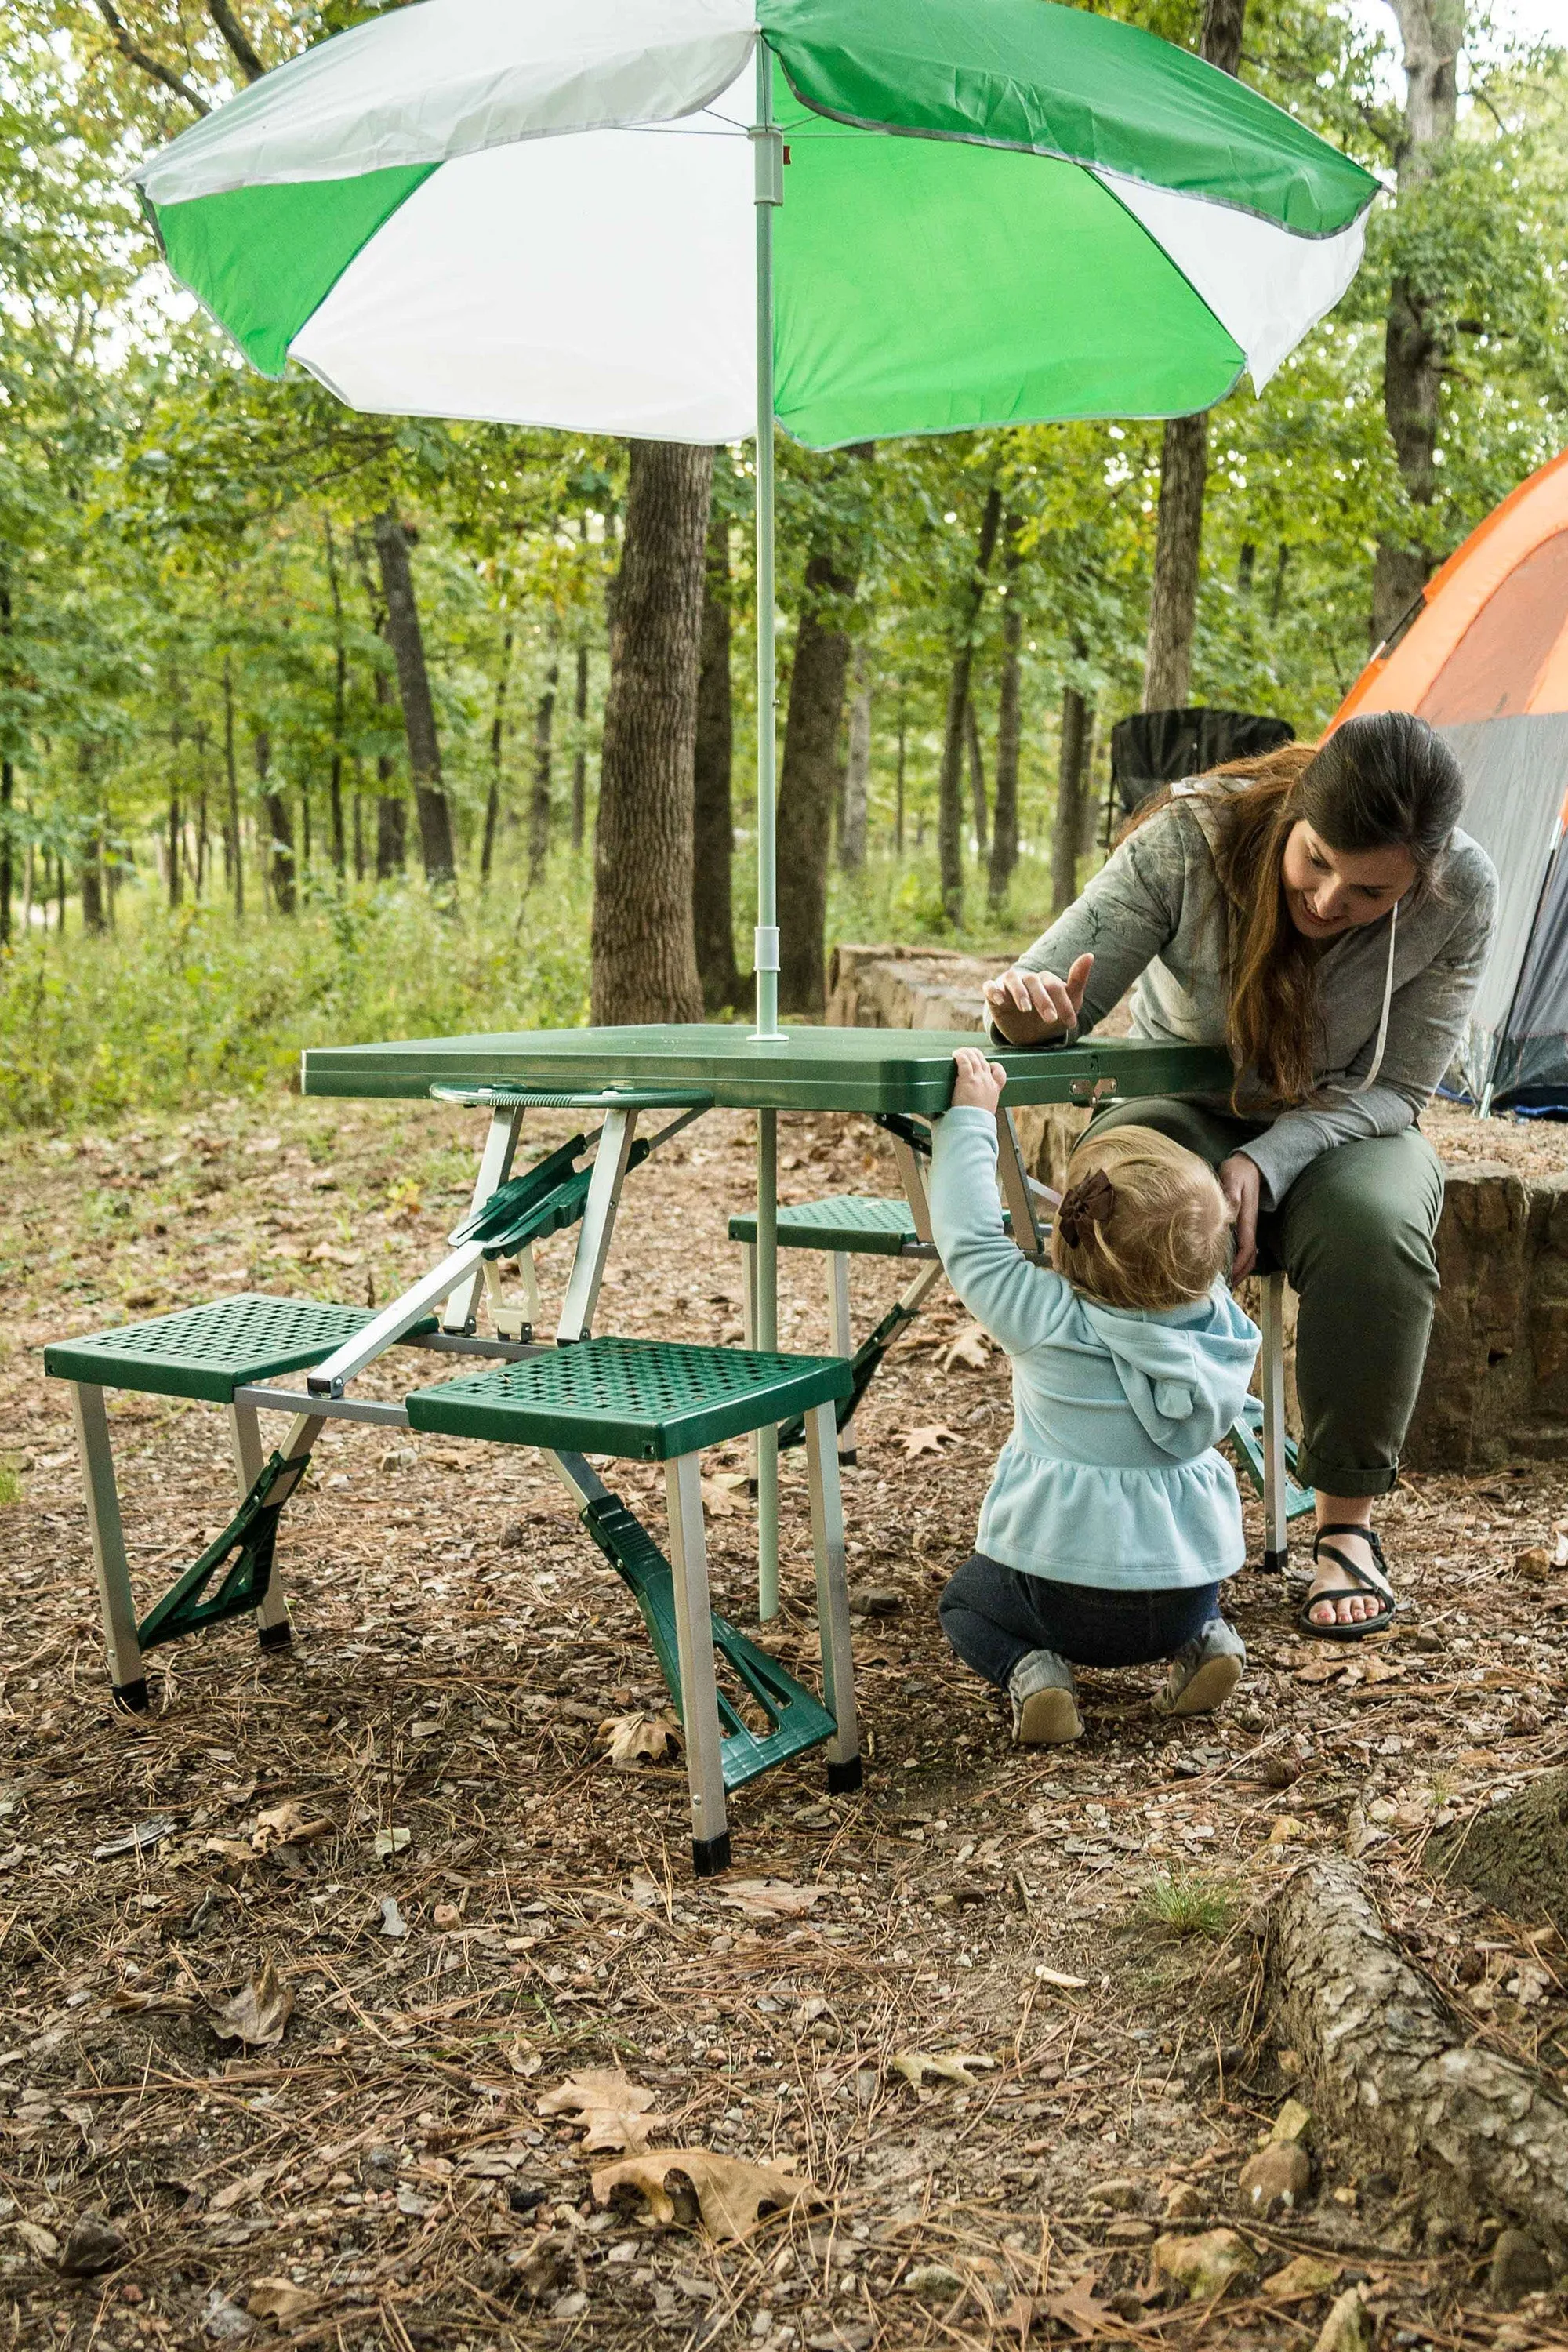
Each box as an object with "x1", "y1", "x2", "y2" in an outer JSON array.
[
  {"x1": 132, "y1": 0, "x2": 1376, "y2": 448},
  {"x1": 1110, "y1": 707, "x2": 1294, "y2": 818},
  {"x1": 1335, "y1": 450, "x2": 1568, "y2": 1109}
]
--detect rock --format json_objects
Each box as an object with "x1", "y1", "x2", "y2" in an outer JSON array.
[
  {"x1": 847, "y1": 1583, "x2": 902, "y2": 1616},
  {"x1": 201, "y1": 2294, "x2": 254, "y2": 2343},
  {"x1": 902, "y1": 2263, "x2": 964, "y2": 2296},
  {"x1": 60, "y1": 2214, "x2": 128, "y2": 2276},
  {"x1": 1085, "y1": 2178, "x2": 1142, "y2": 2211},
  {"x1": 1104, "y1": 2220, "x2": 1154, "y2": 2245},
  {"x1": 1237, "y1": 2143, "x2": 1312, "y2": 2214},
  {"x1": 1313, "y1": 2285, "x2": 1372, "y2": 2352},
  {"x1": 1490, "y1": 2229, "x2": 1554, "y2": 2307},
  {"x1": 1269, "y1": 2096, "x2": 1314, "y2": 2146},
  {"x1": 1264, "y1": 2253, "x2": 1342, "y2": 2300},
  {"x1": 1515, "y1": 1548, "x2": 1553, "y2": 1581},
  {"x1": 1162, "y1": 2181, "x2": 1206, "y2": 2220},
  {"x1": 1152, "y1": 2228, "x2": 1256, "y2": 2301}
]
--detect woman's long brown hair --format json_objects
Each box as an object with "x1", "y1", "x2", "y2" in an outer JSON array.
[{"x1": 1118, "y1": 713, "x2": 1465, "y2": 1105}]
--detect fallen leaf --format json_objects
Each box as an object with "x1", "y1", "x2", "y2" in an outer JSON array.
[
  {"x1": 206, "y1": 1958, "x2": 292, "y2": 2049},
  {"x1": 890, "y1": 2049, "x2": 995, "y2": 2090},
  {"x1": 59, "y1": 2213, "x2": 127, "y2": 2276},
  {"x1": 1153, "y1": 2227, "x2": 1257, "y2": 2301},
  {"x1": 201, "y1": 1838, "x2": 257, "y2": 1865},
  {"x1": 718, "y1": 1878, "x2": 821, "y2": 1921},
  {"x1": 1036, "y1": 2273, "x2": 1118, "y2": 2337},
  {"x1": 372, "y1": 1827, "x2": 411, "y2": 1858},
  {"x1": 1314, "y1": 2285, "x2": 1372, "y2": 2352},
  {"x1": 209, "y1": 2169, "x2": 270, "y2": 2214},
  {"x1": 1032, "y1": 1966, "x2": 1090, "y2": 1989},
  {"x1": 245, "y1": 2279, "x2": 321, "y2": 2325},
  {"x1": 379, "y1": 1896, "x2": 408, "y2": 1940},
  {"x1": 539, "y1": 2069, "x2": 666, "y2": 2154},
  {"x1": 904, "y1": 2262, "x2": 966, "y2": 2297},
  {"x1": 700, "y1": 1477, "x2": 750, "y2": 1518},
  {"x1": 1263, "y1": 2253, "x2": 1342, "y2": 2300},
  {"x1": 1269, "y1": 2096, "x2": 1314, "y2": 2146},
  {"x1": 941, "y1": 1324, "x2": 991, "y2": 1372},
  {"x1": 94, "y1": 1816, "x2": 176, "y2": 1861},
  {"x1": 111, "y1": 1987, "x2": 198, "y2": 2017},
  {"x1": 591, "y1": 2147, "x2": 821, "y2": 2242},
  {"x1": 13, "y1": 2220, "x2": 60, "y2": 2263},
  {"x1": 1267, "y1": 1816, "x2": 1307, "y2": 1846},
  {"x1": 252, "y1": 1801, "x2": 334, "y2": 1854},
  {"x1": 897, "y1": 1424, "x2": 962, "y2": 1460},
  {"x1": 597, "y1": 1713, "x2": 681, "y2": 1767}
]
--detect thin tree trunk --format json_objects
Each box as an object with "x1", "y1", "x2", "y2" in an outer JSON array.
[
  {"x1": 692, "y1": 510, "x2": 741, "y2": 1011},
  {"x1": 840, "y1": 646, "x2": 871, "y2": 875},
  {"x1": 938, "y1": 483, "x2": 1004, "y2": 927},
  {"x1": 1374, "y1": 0, "x2": 1465, "y2": 645},
  {"x1": 572, "y1": 641, "x2": 590, "y2": 852},
  {"x1": 481, "y1": 624, "x2": 513, "y2": 884},
  {"x1": 257, "y1": 729, "x2": 295, "y2": 916},
  {"x1": 372, "y1": 633, "x2": 405, "y2": 879},
  {"x1": 82, "y1": 825, "x2": 106, "y2": 932},
  {"x1": 0, "y1": 572, "x2": 12, "y2": 948},
  {"x1": 895, "y1": 696, "x2": 906, "y2": 857},
  {"x1": 1141, "y1": 0, "x2": 1246, "y2": 713},
  {"x1": 299, "y1": 780, "x2": 311, "y2": 876},
  {"x1": 590, "y1": 441, "x2": 710, "y2": 1025},
  {"x1": 528, "y1": 648, "x2": 557, "y2": 886},
  {"x1": 353, "y1": 770, "x2": 365, "y2": 881},
  {"x1": 325, "y1": 517, "x2": 348, "y2": 879},
  {"x1": 989, "y1": 518, "x2": 1023, "y2": 908},
  {"x1": 1053, "y1": 684, "x2": 1091, "y2": 918},
  {"x1": 778, "y1": 550, "x2": 858, "y2": 1016},
  {"x1": 56, "y1": 848, "x2": 66, "y2": 939},
  {"x1": 372, "y1": 509, "x2": 457, "y2": 891},
  {"x1": 194, "y1": 723, "x2": 210, "y2": 900},
  {"x1": 222, "y1": 652, "x2": 243, "y2": 917},
  {"x1": 965, "y1": 699, "x2": 988, "y2": 862},
  {"x1": 167, "y1": 786, "x2": 182, "y2": 909}
]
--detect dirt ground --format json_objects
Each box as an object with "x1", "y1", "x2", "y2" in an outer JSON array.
[{"x1": 3, "y1": 1092, "x2": 1568, "y2": 2352}]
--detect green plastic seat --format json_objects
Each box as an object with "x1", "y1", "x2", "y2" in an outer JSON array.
[
  {"x1": 44, "y1": 1293, "x2": 437, "y2": 1406},
  {"x1": 728, "y1": 1195, "x2": 920, "y2": 1257},
  {"x1": 405, "y1": 1336, "x2": 851, "y2": 1461}
]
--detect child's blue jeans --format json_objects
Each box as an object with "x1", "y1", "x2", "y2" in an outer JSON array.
[{"x1": 939, "y1": 1553, "x2": 1222, "y2": 1686}]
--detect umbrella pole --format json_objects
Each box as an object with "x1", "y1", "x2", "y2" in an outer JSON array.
[{"x1": 753, "y1": 39, "x2": 783, "y2": 1617}]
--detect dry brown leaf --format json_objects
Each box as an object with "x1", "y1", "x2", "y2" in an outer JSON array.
[
  {"x1": 252, "y1": 1800, "x2": 334, "y2": 1853},
  {"x1": 110, "y1": 1987, "x2": 198, "y2": 2017},
  {"x1": 1034, "y1": 2273, "x2": 1118, "y2": 2338},
  {"x1": 206, "y1": 1958, "x2": 293, "y2": 2049},
  {"x1": 700, "y1": 1476, "x2": 750, "y2": 1518},
  {"x1": 246, "y1": 2278, "x2": 322, "y2": 2324},
  {"x1": 1262, "y1": 2252, "x2": 1342, "y2": 2300},
  {"x1": 941, "y1": 1323, "x2": 991, "y2": 1373},
  {"x1": 591, "y1": 2147, "x2": 821, "y2": 2241},
  {"x1": 597, "y1": 1712, "x2": 681, "y2": 1766},
  {"x1": 891, "y1": 2049, "x2": 995, "y2": 2090},
  {"x1": 718, "y1": 1878, "x2": 821, "y2": 1921},
  {"x1": 539, "y1": 2068, "x2": 666, "y2": 2150},
  {"x1": 210, "y1": 2169, "x2": 270, "y2": 2213},
  {"x1": 13, "y1": 2220, "x2": 60, "y2": 2263},
  {"x1": 898, "y1": 1423, "x2": 962, "y2": 1459}
]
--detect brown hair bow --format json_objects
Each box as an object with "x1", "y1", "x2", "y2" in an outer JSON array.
[{"x1": 1057, "y1": 1168, "x2": 1116, "y2": 1249}]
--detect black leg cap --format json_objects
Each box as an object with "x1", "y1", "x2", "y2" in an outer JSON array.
[
  {"x1": 1258, "y1": 1548, "x2": 1288, "y2": 1575},
  {"x1": 837, "y1": 1447, "x2": 858, "y2": 1468},
  {"x1": 258, "y1": 1622, "x2": 294, "y2": 1653},
  {"x1": 827, "y1": 1755, "x2": 864, "y2": 1795},
  {"x1": 112, "y1": 1677, "x2": 149, "y2": 1714},
  {"x1": 746, "y1": 1478, "x2": 759, "y2": 1500},
  {"x1": 692, "y1": 1832, "x2": 732, "y2": 1878}
]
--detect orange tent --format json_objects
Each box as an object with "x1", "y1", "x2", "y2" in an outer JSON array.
[{"x1": 1334, "y1": 447, "x2": 1568, "y2": 1108}]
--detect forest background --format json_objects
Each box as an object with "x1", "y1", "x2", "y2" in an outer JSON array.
[{"x1": 2, "y1": 0, "x2": 1566, "y2": 1130}]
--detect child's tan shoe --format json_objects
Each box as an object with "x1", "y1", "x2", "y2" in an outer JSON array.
[{"x1": 1008, "y1": 1650, "x2": 1083, "y2": 1744}]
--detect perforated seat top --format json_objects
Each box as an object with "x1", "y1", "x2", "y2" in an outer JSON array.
[
  {"x1": 728, "y1": 1196, "x2": 920, "y2": 1257},
  {"x1": 44, "y1": 1293, "x2": 436, "y2": 1406},
  {"x1": 405, "y1": 1336, "x2": 851, "y2": 1462}
]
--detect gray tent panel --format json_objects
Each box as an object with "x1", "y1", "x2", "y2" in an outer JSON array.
[{"x1": 1436, "y1": 713, "x2": 1568, "y2": 1100}]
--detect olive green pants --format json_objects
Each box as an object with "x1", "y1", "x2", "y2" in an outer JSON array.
[{"x1": 1087, "y1": 1098, "x2": 1444, "y2": 1497}]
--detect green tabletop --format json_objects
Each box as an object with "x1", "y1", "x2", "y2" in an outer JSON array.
[{"x1": 299, "y1": 1024, "x2": 1230, "y2": 1116}]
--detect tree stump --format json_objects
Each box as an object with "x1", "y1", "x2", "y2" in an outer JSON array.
[{"x1": 1432, "y1": 1769, "x2": 1568, "y2": 1938}]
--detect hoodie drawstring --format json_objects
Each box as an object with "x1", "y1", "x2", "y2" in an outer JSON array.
[{"x1": 1347, "y1": 902, "x2": 1398, "y2": 1096}]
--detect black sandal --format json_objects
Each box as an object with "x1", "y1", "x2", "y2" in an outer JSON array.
[{"x1": 1298, "y1": 1523, "x2": 1398, "y2": 1642}]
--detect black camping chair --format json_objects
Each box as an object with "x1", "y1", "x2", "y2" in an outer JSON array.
[{"x1": 1111, "y1": 707, "x2": 1295, "y2": 821}]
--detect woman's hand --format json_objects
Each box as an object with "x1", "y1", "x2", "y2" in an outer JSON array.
[
  {"x1": 950, "y1": 1047, "x2": 1009, "y2": 1114},
  {"x1": 983, "y1": 953, "x2": 1094, "y2": 1045},
  {"x1": 1218, "y1": 1153, "x2": 1261, "y2": 1284}
]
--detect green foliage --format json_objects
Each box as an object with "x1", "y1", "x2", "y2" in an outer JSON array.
[
  {"x1": 0, "y1": 1465, "x2": 20, "y2": 1508},
  {"x1": 1133, "y1": 1870, "x2": 1240, "y2": 1939}
]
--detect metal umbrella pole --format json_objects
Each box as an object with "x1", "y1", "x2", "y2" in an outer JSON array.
[{"x1": 752, "y1": 38, "x2": 783, "y2": 1617}]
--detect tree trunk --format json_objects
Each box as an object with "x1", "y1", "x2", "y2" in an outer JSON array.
[
  {"x1": 256, "y1": 729, "x2": 295, "y2": 916},
  {"x1": 590, "y1": 441, "x2": 710, "y2": 1026},
  {"x1": 1373, "y1": 0, "x2": 1465, "y2": 646},
  {"x1": 325, "y1": 517, "x2": 347, "y2": 879},
  {"x1": 372, "y1": 509, "x2": 457, "y2": 891},
  {"x1": 840, "y1": 646, "x2": 871, "y2": 876},
  {"x1": 1052, "y1": 685, "x2": 1091, "y2": 918},
  {"x1": 528, "y1": 650, "x2": 557, "y2": 886},
  {"x1": 938, "y1": 484, "x2": 1004, "y2": 927},
  {"x1": 194, "y1": 724, "x2": 211, "y2": 899},
  {"x1": 0, "y1": 572, "x2": 12, "y2": 949},
  {"x1": 692, "y1": 510, "x2": 741, "y2": 1012},
  {"x1": 895, "y1": 697, "x2": 906, "y2": 857},
  {"x1": 965, "y1": 699, "x2": 988, "y2": 862},
  {"x1": 1432, "y1": 1767, "x2": 1568, "y2": 1937},
  {"x1": 222, "y1": 652, "x2": 243, "y2": 917},
  {"x1": 372, "y1": 633, "x2": 406, "y2": 879},
  {"x1": 167, "y1": 784, "x2": 182, "y2": 910},
  {"x1": 81, "y1": 827, "x2": 106, "y2": 933},
  {"x1": 778, "y1": 550, "x2": 857, "y2": 1016},
  {"x1": 481, "y1": 624, "x2": 512, "y2": 884},
  {"x1": 572, "y1": 640, "x2": 591, "y2": 853},
  {"x1": 989, "y1": 521, "x2": 1023, "y2": 908},
  {"x1": 1140, "y1": 0, "x2": 1246, "y2": 713}
]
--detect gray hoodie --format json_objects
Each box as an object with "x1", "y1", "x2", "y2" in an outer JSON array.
[{"x1": 1011, "y1": 785, "x2": 1497, "y2": 1207}]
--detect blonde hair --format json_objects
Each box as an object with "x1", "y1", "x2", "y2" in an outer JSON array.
[{"x1": 1051, "y1": 1125, "x2": 1231, "y2": 1311}]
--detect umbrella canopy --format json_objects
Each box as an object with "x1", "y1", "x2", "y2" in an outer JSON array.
[{"x1": 134, "y1": 0, "x2": 1377, "y2": 452}]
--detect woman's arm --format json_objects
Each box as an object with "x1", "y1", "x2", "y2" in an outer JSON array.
[
  {"x1": 1241, "y1": 860, "x2": 1497, "y2": 1208},
  {"x1": 993, "y1": 809, "x2": 1186, "y2": 1042}
]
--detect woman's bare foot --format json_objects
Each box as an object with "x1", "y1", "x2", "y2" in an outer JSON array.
[{"x1": 1307, "y1": 1504, "x2": 1385, "y2": 1628}]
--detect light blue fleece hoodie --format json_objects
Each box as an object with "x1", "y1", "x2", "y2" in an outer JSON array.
[{"x1": 929, "y1": 1108, "x2": 1261, "y2": 1591}]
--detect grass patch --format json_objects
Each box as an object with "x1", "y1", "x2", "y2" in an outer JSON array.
[
  {"x1": 0, "y1": 1465, "x2": 21, "y2": 1507},
  {"x1": 1133, "y1": 1869, "x2": 1240, "y2": 1940}
]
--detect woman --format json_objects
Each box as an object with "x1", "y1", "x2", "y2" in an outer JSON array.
[{"x1": 985, "y1": 711, "x2": 1496, "y2": 1639}]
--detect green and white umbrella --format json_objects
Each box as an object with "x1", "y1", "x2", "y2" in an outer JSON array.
[{"x1": 136, "y1": 0, "x2": 1375, "y2": 1035}]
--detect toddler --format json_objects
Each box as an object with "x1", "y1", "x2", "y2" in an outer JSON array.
[{"x1": 930, "y1": 1047, "x2": 1261, "y2": 1744}]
